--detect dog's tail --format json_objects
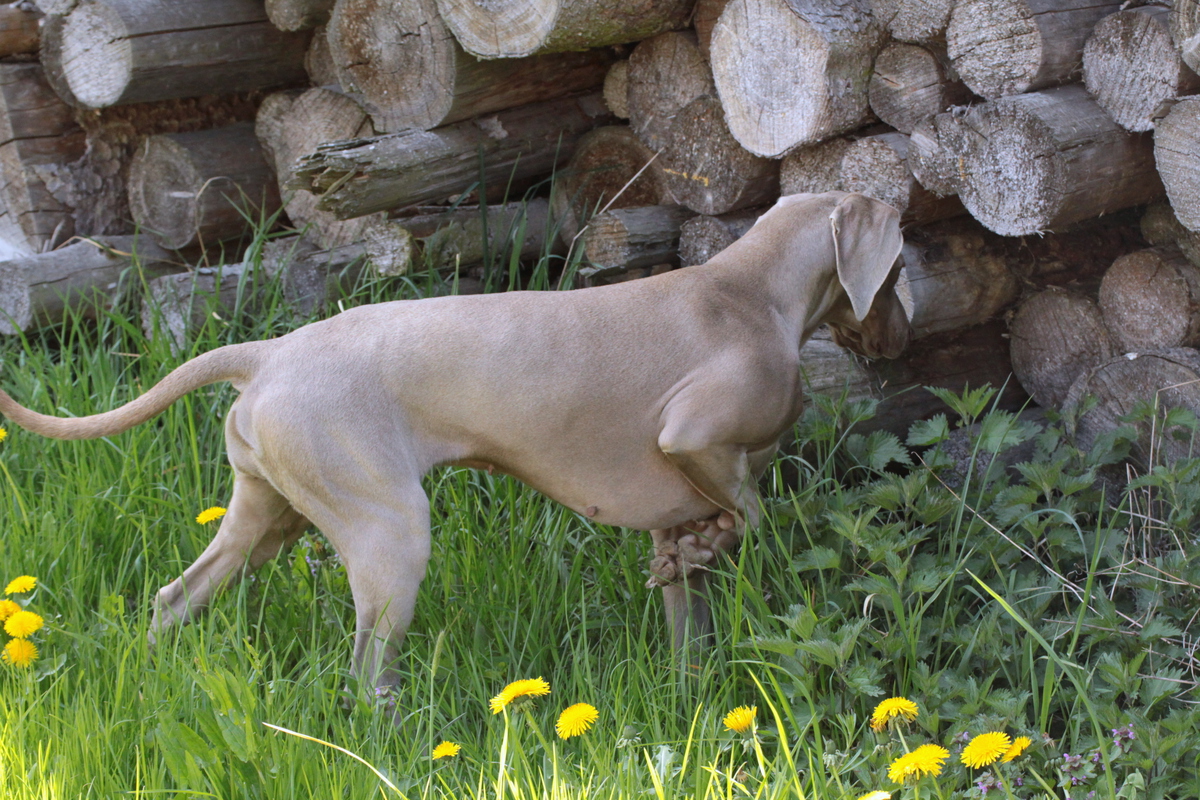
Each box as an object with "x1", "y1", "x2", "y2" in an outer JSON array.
[{"x1": 0, "y1": 341, "x2": 267, "y2": 440}]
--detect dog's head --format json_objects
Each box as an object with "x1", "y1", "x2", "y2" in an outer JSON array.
[{"x1": 822, "y1": 193, "x2": 911, "y2": 359}]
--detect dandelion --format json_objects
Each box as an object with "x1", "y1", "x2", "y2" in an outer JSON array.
[
  {"x1": 723, "y1": 705, "x2": 757, "y2": 734},
  {"x1": 489, "y1": 677, "x2": 550, "y2": 714},
  {"x1": 0, "y1": 427, "x2": 7, "y2": 442},
  {"x1": 196, "y1": 507, "x2": 227, "y2": 525},
  {"x1": 0, "y1": 599, "x2": 20, "y2": 621},
  {"x1": 1001, "y1": 736, "x2": 1032, "y2": 763},
  {"x1": 888, "y1": 744, "x2": 950, "y2": 784},
  {"x1": 857, "y1": 792, "x2": 892, "y2": 800},
  {"x1": 870, "y1": 696, "x2": 919, "y2": 731},
  {"x1": 556, "y1": 703, "x2": 599, "y2": 739},
  {"x1": 4, "y1": 610, "x2": 43, "y2": 639},
  {"x1": 431, "y1": 741, "x2": 461, "y2": 759},
  {"x1": 962, "y1": 732, "x2": 1012, "y2": 769},
  {"x1": 4, "y1": 575, "x2": 35, "y2": 595},
  {"x1": 2, "y1": 638, "x2": 36, "y2": 668}
]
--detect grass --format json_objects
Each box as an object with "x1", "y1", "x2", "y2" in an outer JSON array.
[{"x1": 0, "y1": 215, "x2": 1196, "y2": 799}]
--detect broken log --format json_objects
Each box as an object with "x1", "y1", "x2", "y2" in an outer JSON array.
[
  {"x1": 53, "y1": 0, "x2": 310, "y2": 108},
  {"x1": 626, "y1": 31, "x2": 713, "y2": 151},
  {"x1": 432, "y1": 0, "x2": 693, "y2": 59},
  {"x1": 869, "y1": 0, "x2": 955, "y2": 44},
  {"x1": 839, "y1": 132, "x2": 964, "y2": 225},
  {"x1": 260, "y1": 235, "x2": 366, "y2": 315},
  {"x1": 678, "y1": 208, "x2": 764, "y2": 267},
  {"x1": 946, "y1": 0, "x2": 1123, "y2": 100},
  {"x1": 1009, "y1": 287, "x2": 1114, "y2": 410},
  {"x1": 328, "y1": 0, "x2": 613, "y2": 133},
  {"x1": 1141, "y1": 203, "x2": 1200, "y2": 270},
  {"x1": 1154, "y1": 97, "x2": 1200, "y2": 233},
  {"x1": 954, "y1": 85, "x2": 1162, "y2": 236},
  {"x1": 0, "y1": 235, "x2": 182, "y2": 334},
  {"x1": 660, "y1": 95, "x2": 779, "y2": 216},
  {"x1": 266, "y1": 0, "x2": 333, "y2": 31},
  {"x1": 290, "y1": 91, "x2": 613, "y2": 220},
  {"x1": 868, "y1": 42, "x2": 971, "y2": 135},
  {"x1": 0, "y1": 5, "x2": 39, "y2": 57},
  {"x1": 580, "y1": 204, "x2": 693, "y2": 280},
  {"x1": 1083, "y1": 6, "x2": 1200, "y2": 133},
  {"x1": 128, "y1": 123, "x2": 282, "y2": 250},
  {"x1": 603, "y1": 60, "x2": 629, "y2": 119},
  {"x1": 1098, "y1": 247, "x2": 1200, "y2": 353},
  {"x1": 550, "y1": 125, "x2": 670, "y2": 244},
  {"x1": 710, "y1": 0, "x2": 884, "y2": 157},
  {"x1": 142, "y1": 262, "x2": 253, "y2": 349},
  {"x1": 907, "y1": 110, "x2": 968, "y2": 198}
]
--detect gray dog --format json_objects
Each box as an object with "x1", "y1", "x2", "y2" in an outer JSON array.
[{"x1": 0, "y1": 191, "x2": 909, "y2": 692}]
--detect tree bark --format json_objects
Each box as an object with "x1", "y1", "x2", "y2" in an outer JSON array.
[
  {"x1": 1142, "y1": 203, "x2": 1200, "y2": 271},
  {"x1": 0, "y1": 235, "x2": 183, "y2": 334},
  {"x1": 678, "y1": 207, "x2": 764, "y2": 267},
  {"x1": 868, "y1": 42, "x2": 972, "y2": 135},
  {"x1": 550, "y1": 125, "x2": 670, "y2": 244},
  {"x1": 839, "y1": 131, "x2": 964, "y2": 225},
  {"x1": 946, "y1": 0, "x2": 1123, "y2": 100},
  {"x1": 954, "y1": 85, "x2": 1163, "y2": 236},
  {"x1": 1154, "y1": 97, "x2": 1200, "y2": 233},
  {"x1": 328, "y1": 0, "x2": 613, "y2": 133},
  {"x1": 432, "y1": 0, "x2": 693, "y2": 59},
  {"x1": 580, "y1": 204, "x2": 694, "y2": 279},
  {"x1": 53, "y1": 0, "x2": 310, "y2": 109},
  {"x1": 0, "y1": 5, "x2": 39, "y2": 57},
  {"x1": 906, "y1": 110, "x2": 968, "y2": 197},
  {"x1": 710, "y1": 0, "x2": 884, "y2": 158},
  {"x1": 1009, "y1": 287, "x2": 1114, "y2": 410},
  {"x1": 1083, "y1": 6, "x2": 1200, "y2": 133},
  {"x1": 266, "y1": 0, "x2": 333, "y2": 31},
  {"x1": 141, "y1": 262, "x2": 253, "y2": 349},
  {"x1": 128, "y1": 123, "x2": 282, "y2": 250},
  {"x1": 603, "y1": 60, "x2": 630, "y2": 120},
  {"x1": 660, "y1": 95, "x2": 779, "y2": 216},
  {"x1": 869, "y1": 0, "x2": 955, "y2": 44},
  {"x1": 290, "y1": 92, "x2": 613, "y2": 220},
  {"x1": 260, "y1": 234, "x2": 367, "y2": 315},
  {"x1": 626, "y1": 31, "x2": 713, "y2": 151},
  {"x1": 1098, "y1": 247, "x2": 1200, "y2": 353}
]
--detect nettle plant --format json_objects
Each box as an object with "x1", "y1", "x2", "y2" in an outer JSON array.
[{"x1": 743, "y1": 386, "x2": 1200, "y2": 799}]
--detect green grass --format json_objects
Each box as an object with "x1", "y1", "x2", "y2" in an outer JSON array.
[{"x1": 0, "y1": 218, "x2": 1196, "y2": 799}]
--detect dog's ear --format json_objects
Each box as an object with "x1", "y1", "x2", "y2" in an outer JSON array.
[{"x1": 829, "y1": 193, "x2": 904, "y2": 321}]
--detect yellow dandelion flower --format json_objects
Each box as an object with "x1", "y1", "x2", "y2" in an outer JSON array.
[
  {"x1": 888, "y1": 744, "x2": 949, "y2": 784},
  {"x1": 2, "y1": 638, "x2": 37, "y2": 667},
  {"x1": 4, "y1": 575, "x2": 36, "y2": 595},
  {"x1": 4, "y1": 610, "x2": 43, "y2": 639},
  {"x1": 857, "y1": 792, "x2": 892, "y2": 800},
  {"x1": 431, "y1": 741, "x2": 461, "y2": 759},
  {"x1": 1001, "y1": 735, "x2": 1033, "y2": 763},
  {"x1": 196, "y1": 507, "x2": 227, "y2": 525},
  {"x1": 0, "y1": 599, "x2": 20, "y2": 621},
  {"x1": 723, "y1": 705, "x2": 757, "y2": 734},
  {"x1": 962, "y1": 732, "x2": 1012, "y2": 769},
  {"x1": 489, "y1": 677, "x2": 551, "y2": 714},
  {"x1": 556, "y1": 703, "x2": 599, "y2": 739},
  {"x1": 0, "y1": 427, "x2": 7, "y2": 442},
  {"x1": 870, "y1": 696, "x2": 919, "y2": 731}
]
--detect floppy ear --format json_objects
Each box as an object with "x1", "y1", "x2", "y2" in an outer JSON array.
[{"x1": 829, "y1": 193, "x2": 904, "y2": 321}]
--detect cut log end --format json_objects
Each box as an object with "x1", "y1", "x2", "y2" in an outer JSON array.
[
  {"x1": 1098, "y1": 247, "x2": 1200, "y2": 353},
  {"x1": 868, "y1": 42, "x2": 970, "y2": 134},
  {"x1": 1154, "y1": 97, "x2": 1200, "y2": 233},
  {"x1": 61, "y1": 3, "x2": 131, "y2": 109},
  {"x1": 1009, "y1": 288, "x2": 1113, "y2": 410}
]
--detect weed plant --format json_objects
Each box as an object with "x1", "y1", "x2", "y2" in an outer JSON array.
[{"x1": 0, "y1": 216, "x2": 1195, "y2": 799}]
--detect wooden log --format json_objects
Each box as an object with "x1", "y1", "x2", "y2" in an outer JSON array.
[
  {"x1": 260, "y1": 235, "x2": 366, "y2": 315},
  {"x1": 266, "y1": 0, "x2": 333, "y2": 32},
  {"x1": 0, "y1": 235, "x2": 183, "y2": 334},
  {"x1": 839, "y1": 132, "x2": 964, "y2": 225},
  {"x1": 678, "y1": 208, "x2": 764, "y2": 267},
  {"x1": 1064, "y1": 348, "x2": 1200, "y2": 466},
  {"x1": 432, "y1": 0, "x2": 693, "y2": 59},
  {"x1": 128, "y1": 123, "x2": 282, "y2": 250},
  {"x1": 291, "y1": 91, "x2": 613, "y2": 220},
  {"x1": 399, "y1": 198, "x2": 553, "y2": 272},
  {"x1": 779, "y1": 136, "x2": 853, "y2": 196},
  {"x1": 626, "y1": 31, "x2": 713, "y2": 151},
  {"x1": 1141, "y1": 203, "x2": 1200, "y2": 270},
  {"x1": 693, "y1": 0, "x2": 730, "y2": 60},
  {"x1": 141, "y1": 262, "x2": 252, "y2": 349},
  {"x1": 53, "y1": 0, "x2": 310, "y2": 109},
  {"x1": 34, "y1": 0, "x2": 76, "y2": 15},
  {"x1": 897, "y1": 217, "x2": 1019, "y2": 338},
  {"x1": 954, "y1": 85, "x2": 1162, "y2": 236},
  {"x1": 907, "y1": 110, "x2": 968, "y2": 198},
  {"x1": 1098, "y1": 247, "x2": 1200, "y2": 353},
  {"x1": 256, "y1": 88, "x2": 416, "y2": 276},
  {"x1": 0, "y1": 63, "x2": 85, "y2": 252},
  {"x1": 1171, "y1": 0, "x2": 1200, "y2": 75},
  {"x1": 1083, "y1": 6, "x2": 1200, "y2": 133},
  {"x1": 660, "y1": 95, "x2": 779, "y2": 216},
  {"x1": 550, "y1": 125, "x2": 670, "y2": 244},
  {"x1": 304, "y1": 24, "x2": 338, "y2": 87},
  {"x1": 328, "y1": 0, "x2": 614, "y2": 133},
  {"x1": 869, "y1": 0, "x2": 955, "y2": 44},
  {"x1": 0, "y1": 5, "x2": 39, "y2": 57},
  {"x1": 580, "y1": 204, "x2": 694, "y2": 280},
  {"x1": 868, "y1": 42, "x2": 971, "y2": 135},
  {"x1": 36, "y1": 14, "x2": 81, "y2": 108},
  {"x1": 1009, "y1": 287, "x2": 1113, "y2": 410},
  {"x1": 1154, "y1": 97, "x2": 1200, "y2": 233},
  {"x1": 603, "y1": 60, "x2": 629, "y2": 119},
  {"x1": 710, "y1": 0, "x2": 884, "y2": 158}
]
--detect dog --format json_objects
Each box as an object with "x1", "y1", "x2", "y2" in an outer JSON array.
[{"x1": 0, "y1": 191, "x2": 909, "y2": 692}]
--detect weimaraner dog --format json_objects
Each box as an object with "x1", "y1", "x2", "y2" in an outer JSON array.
[{"x1": 0, "y1": 191, "x2": 909, "y2": 691}]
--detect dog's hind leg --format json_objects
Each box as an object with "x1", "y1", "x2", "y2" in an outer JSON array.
[{"x1": 150, "y1": 472, "x2": 308, "y2": 641}]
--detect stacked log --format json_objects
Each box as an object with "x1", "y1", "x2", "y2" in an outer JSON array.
[
  {"x1": 838, "y1": 132, "x2": 962, "y2": 225},
  {"x1": 1154, "y1": 98, "x2": 1200, "y2": 233},
  {"x1": 580, "y1": 204, "x2": 693, "y2": 280},
  {"x1": 868, "y1": 42, "x2": 971, "y2": 135},
  {"x1": 626, "y1": 31, "x2": 713, "y2": 151},
  {"x1": 142, "y1": 262, "x2": 254, "y2": 348},
  {"x1": 1098, "y1": 248, "x2": 1200, "y2": 353}
]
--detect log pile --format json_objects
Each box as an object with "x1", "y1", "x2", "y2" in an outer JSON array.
[{"x1": 1, "y1": 0, "x2": 1198, "y2": 455}]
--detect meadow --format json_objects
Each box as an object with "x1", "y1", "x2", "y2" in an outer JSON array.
[{"x1": 0, "y1": 214, "x2": 1196, "y2": 800}]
